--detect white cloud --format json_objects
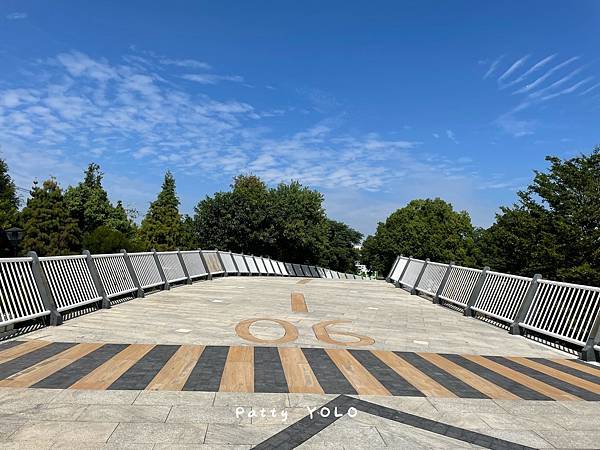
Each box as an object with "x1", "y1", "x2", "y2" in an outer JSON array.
[
  {"x1": 159, "y1": 58, "x2": 211, "y2": 70},
  {"x1": 181, "y1": 73, "x2": 244, "y2": 84},
  {"x1": 6, "y1": 12, "x2": 27, "y2": 20},
  {"x1": 0, "y1": 50, "x2": 483, "y2": 218},
  {"x1": 483, "y1": 56, "x2": 504, "y2": 80},
  {"x1": 446, "y1": 129, "x2": 458, "y2": 143},
  {"x1": 514, "y1": 57, "x2": 579, "y2": 94},
  {"x1": 498, "y1": 55, "x2": 530, "y2": 83}
]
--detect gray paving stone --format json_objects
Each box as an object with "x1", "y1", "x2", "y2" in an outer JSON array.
[
  {"x1": 213, "y1": 392, "x2": 289, "y2": 408},
  {"x1": 108, "y1": 422, "x2": 208, "y2": 444},
  {"x1": 9, "y1": 421, "x2": 118, "y2": 443},
  {"x1": 204, "y1": 424, "x2": 287, "y2": 445},
  {"x1": 167, "y1": 406, "x2": 251, "y2": 424},
  {"x1": 134, "y1": 391, "x2": 215, "y2": 406},
  {"x1": 51, "y1": 389, "x2": 140, "y2": 405},
  {"x1": 77, "y1": 404, "x2": 171, "y2": 422},
  {"x1": 534, "y1": 430, "x2": 600, "y2": 449}
]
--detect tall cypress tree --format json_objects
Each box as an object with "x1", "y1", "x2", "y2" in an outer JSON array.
[
  {"x1": 21, "y1": 178, "x2": 81, "y2": 256},
  {"x1": 139, "y1": 171, "x2": 183, "y2": 251},
  {"x1": 0, "y1": 158, "x2": 19, "y2": 230}
]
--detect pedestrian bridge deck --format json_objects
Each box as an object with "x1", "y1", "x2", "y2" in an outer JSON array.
[{"x1": 1, "y1": 277, "x2": 600, "y2": 449}]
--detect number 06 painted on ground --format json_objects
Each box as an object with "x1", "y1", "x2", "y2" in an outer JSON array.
[{"x1": 235, "y1": 318, "x2": 375, "y2": 346}]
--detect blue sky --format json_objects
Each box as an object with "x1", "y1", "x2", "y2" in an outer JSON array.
[{"x1": 1, "y1": 1, "x2": 599, "y2": 235}]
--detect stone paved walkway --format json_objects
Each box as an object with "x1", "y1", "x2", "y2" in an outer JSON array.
[{"x1": 1, "y1": 277, "x2": 599, "y2": 449}]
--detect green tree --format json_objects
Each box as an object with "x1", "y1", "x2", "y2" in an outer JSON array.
[
  {"x1": 139, "y1": 171, "x2": 183, "y2": 251},
  {"x1": 0, "y1": 157, "x2": 19, "y2": 230},
  {"x1": 319, "y1": 219, "x2": 362, "y2": 272},
  {"x1": 194, "y1": 175, "x2": 273, "y2": 254},
  {"x1": 21, "y1": 178, "x2": 81, "y2": 256},
  {"x1": 180, "y1": 215, "x2": 199, "y2": 250},
  {"x1": 361, "y1": 198, "x2": 478, "y2": 276},
  {"x1": 480, "y1": 147, "x2": 600, "y2": 285},
  {"x1": 193, "y1": 174, "x2": 361, "y2": 266},
  {"x1": 83, "y1": 225, "x2": 134, "y2": 254},
  {"x1": 269, "y1": 180, "x2": 328, "y2": 263}
]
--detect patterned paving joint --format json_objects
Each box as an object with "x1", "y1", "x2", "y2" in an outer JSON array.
[{"x1": 1, "y1": 340, "x2": 600, "y2": 400}]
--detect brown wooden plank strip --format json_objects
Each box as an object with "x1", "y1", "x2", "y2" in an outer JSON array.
[
  {"x1": 551, "y1": 358, "x2": 600, "y2": 377},
  {"x1": 508, "y1": 356, "x2": 600, "y2": 395},
  {"x1": 0, "y1": 340, "x2": 51, "y2": 364},
  {"x1": 372, "y1": 350, "x2": 456, "y2": 398},
  {"x1": 296, "y1": 279, "x2": 312, "y2": 285},
  {"x1": 219, "y1": 346, "x2": 254, "y2": 393},
  {"x1": 325, "y1": 349, "x2": 391, "y2": 396},
  {"x1": 418, "y1": 353, "x2": 520, "y2": 400},
  {"x1": 291, "y1": 292, "x2": 308, "y2": 313},
  {"x1": 278, "y1": 347, "x2": 323, "y2": 394},
  {"x1": 0, "y1": 343, "x2": 103, "y2": 388},
  {"x1": 462, "y1": 355, "x2": 579, "y2": 401},
  {"x1": 146, "y1": 345, "x2": 204, "y2": 391},
  {"x1": 70, "y1": 344, "x2": 154, "y2": 390}
]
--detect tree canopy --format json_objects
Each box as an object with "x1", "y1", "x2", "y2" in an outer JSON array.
[
  {"x1": 139, "y1": 171, "x2": 184, "y2": 251},
  {"x1": 194, "y1": 175, "x2": 362, "y2": 271},
  {"x1": 21, "y1": 178, "x2": 81, "y2": 256},
  {"x1": 361, "y1": 198, "x2": 478, "y2": 276},
  {"x1": 0, "y1": 157, "x2": 19, "y2": 231},
  {"x1": 479, "y1": 147, "x2": 600, "y2": 285}
]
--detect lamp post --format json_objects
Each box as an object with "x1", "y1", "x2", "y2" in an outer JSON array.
[{"x1": 5, "y1": 227, "x2": 23, "y2": 257}]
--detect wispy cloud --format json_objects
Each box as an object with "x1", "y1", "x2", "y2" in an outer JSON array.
[
  {"x1": 501, "y1": 54, "x2": 556, "y2": 88},
  {"x1": 159, "y1": 58, "x2": 211, "y2": 70},
  {"x1": 513, "y1": 57, "x2": 580, "y2": 94},
  {"x1": 483, "y1": 55, "x2": 504, "y2": 80},
  {"x1": 498, "y1": 55, "x2": 530, "y2": 84},
  {"x1": 1, "y1": 50, "x2": 469, "y2": 197},
  {"x1": 181, "y1": 73, "x2": 244, "y2": 84},
  {"x1": 483, "y1": 53, "x2": 596, "y2": 137},
  {"x1": 6, "y1": 12, "x2": 27, "y2": 20},
  {"x1": 446, "y1": 129, "x2": 458, "y2": 144}
]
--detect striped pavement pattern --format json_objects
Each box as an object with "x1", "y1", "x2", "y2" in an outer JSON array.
[{"x1": 1, "y1": 340, "x2": 600, "y2": 400}]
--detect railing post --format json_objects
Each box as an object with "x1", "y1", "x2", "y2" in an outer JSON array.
[
  {"x1": 198, "y1": 249, "x2": 212, "y2": 280},
  {"x1": 581, "y1": 311, "x2": 600, "y2": 361},
  {"x1": 240, "y1": 253, "x2": 250, "y2": 275},
  {"x1": 216, "y1": 249, "x2": 227, "y2": 277},
  {"x1": 394, "y1": 257, "x2": 411, "y2": 288},
  {"x1": 411, "y1": 259, "x2": 429, "y2": 295},
  {"x1": 152, "y1": 248, "x2": 170, "y2": 290},
  {"x1": 252, "y1": 255, "x2": 262, "y2": 276},
  {"x1": 121, "y1": 249, "x2": 144, "y2": 298},
  {"x1": 464, "y1": 266, "x2": 489, "y2": 317},
  {"x1": 386, "y1": 256, "x2": 400, "y2": 283},
  {"x1": 434, "y1": 262, "x2": 453, "y2": 304},
  {"x1": 177, "y1": 249, "x2": 192, "y2": 285},
  {"x1": 509, "y1": 274, "x2": 542, "y2": 335},
  {"x1": 230, "y1": 251, "x2": 241, "y2": 276},
  {"x1": 83, "y1": 250, "x2": 110, "y2": 309},
  {"x1": 28, "y1": 251, "x2": 62, "y2": 326}
]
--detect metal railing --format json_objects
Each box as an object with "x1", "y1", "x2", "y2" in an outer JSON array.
[
  {"x1": 399, "y1": 258, "x2": 425, "y2": 289},
  {"x1": 471, "y1": 271, "x2": 532, "y2": 325},
  {"x1": 415, "y1": 261, "x2": 448, "y2": 296},
  {"x1": 245, "y1": 255, "x2": 259, "y2": 274},
  {"x1": 255, "y1": 257, "x2": 268, "y2": 275},
  {"x1": 233, "y1": 254, "x2": 249, "y2": 274},
  {"x1": 265, "y1": 258, "x2": 276, "y2": 275},
  {"x1": 129, "y1": 252, "x2": 163, "y2": 289},
  {"x1": 180, "y1": 250, "x2": 208, "y2": 279},
  {"x1": 39, "y1": 255, "x2": 102, "y2": 312},
  {"x1": 0, "y1": 257, "x2": 50, "y2": 327},
  {"x1": 387, "y1": 254, "x2": 600, "y2": 361},
  {"x1": 218, "y1": 251, "x2": 238, "y2": 274},
  {"x1": 157, "y1": 251, "x2": 187, "y2": 284},
  {"x1": 520, "y1": 280, "x2": 600, "y2": 347},
  {"x1": 201, "y1": 250, "x2": 225, "y2": 274},
  {"x1": 91, "y1": 253, "x2": 137, "y2": 299}
]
